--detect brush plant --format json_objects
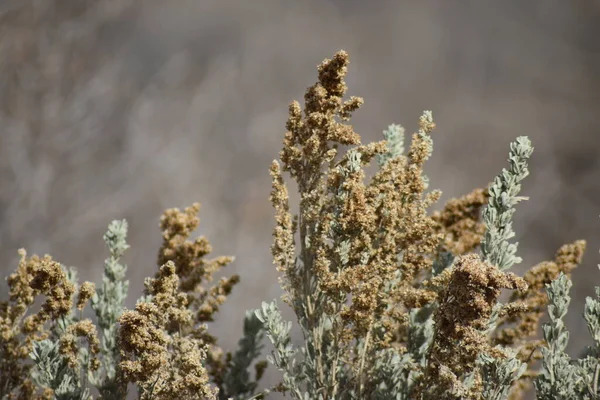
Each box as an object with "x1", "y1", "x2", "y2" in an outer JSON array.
[{"x1": 0, "y1": 50, "x2": 597, "y2": 400}]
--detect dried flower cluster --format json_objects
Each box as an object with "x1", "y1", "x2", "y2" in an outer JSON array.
[
  {"x1": 1, "y1": 250, "x2": 100, "y2": 399},
  {"x1": 118, "y1": 261, "x2": 216, "y2": 399},
  {"x1": 1, "y1": 50, "x2": 599, "y2": 400}
]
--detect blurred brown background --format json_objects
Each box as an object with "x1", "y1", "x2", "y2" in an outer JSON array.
[{"x1": 1, "y1": 0, "x2": 599, "y2": 397}]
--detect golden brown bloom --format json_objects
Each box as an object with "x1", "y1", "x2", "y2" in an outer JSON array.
[
  {"x1": 433, "y1": 188, "x2": 489, "y2": 255},
  {"x1": 416, "y1": 254, "x2": 528, "y2": 399},
  {"x1": 155, "y1": 203, "x2": 239, "y2": 388},
  {"x1": 0, "y1": 250, "x2": 75, "y2": 398},
  {"x1": 76, "y1": 281, "x2": 96, "y2": 311},
  {"x1": 59, "y1": 319, "x2": 100, "y2": 370},
  {"x1": 118, "y1": 261, "x2": 216, "y2": 399},
  {"x1": 157, "y1": 203, "x2": 237, "y2": 322}
]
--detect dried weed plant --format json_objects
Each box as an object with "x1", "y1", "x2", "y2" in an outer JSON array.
[{"x1": 1, "y1": 50, "x2": 599, "y2": 400}]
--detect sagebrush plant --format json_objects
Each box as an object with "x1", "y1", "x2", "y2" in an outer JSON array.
[{"x1": 0, "y1": 49, "x2": 597, "y2": 399}]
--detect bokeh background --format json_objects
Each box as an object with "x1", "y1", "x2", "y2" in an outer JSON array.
[{"x1": 1, "y1": 0, "x2": 599, "y2": 398}]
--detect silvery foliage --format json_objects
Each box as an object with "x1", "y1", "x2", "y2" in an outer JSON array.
[
  {"x1": 416, "y1": 112, "x2": 434, "y2": 191},
  {"x1": 432, "y1": 251, "x2": 454, "y2": 277},
  {"x1": 585, "y1": 284, "x2": 600, "y2": 345},
  {"x1": 29, "y1": 266, "x2": 92, "y2": 400},
  {"x1": 255, "y1": 301, "x2": 305, "y2": 400},
  {"x1": 220, "y1": 310, "x2": 267, "y2": 400},
  {"x1": 478, "y1": 349, "x2": 527, "y2": 400},
  {"x1": 577, "y1": 255, "x2": 600, "y2": 399},
  {"x1": 535, "y1": 273, "x2": 587, "y2": 399},
  {"x1": 89, "y1": 219, "x2": 129, "y2": 398},
  {"x1": 30, "y1": 340, "x2": 91, "y2": 400},
  {"x1": 408, "y1": 304, "x2": 435, "y2": 368},
  {"x1": 371, "y1": 349, "x2": 419, "y2": 400},
  {"x1": 377, "y1": 124, "x2": 405, "y2": 167},
  {"x1": 480, "y1": 136, "x2": 533, "y2": 272},
  {"x1": 481, "y1": 136, "x2": 532, "y2": 336}
]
